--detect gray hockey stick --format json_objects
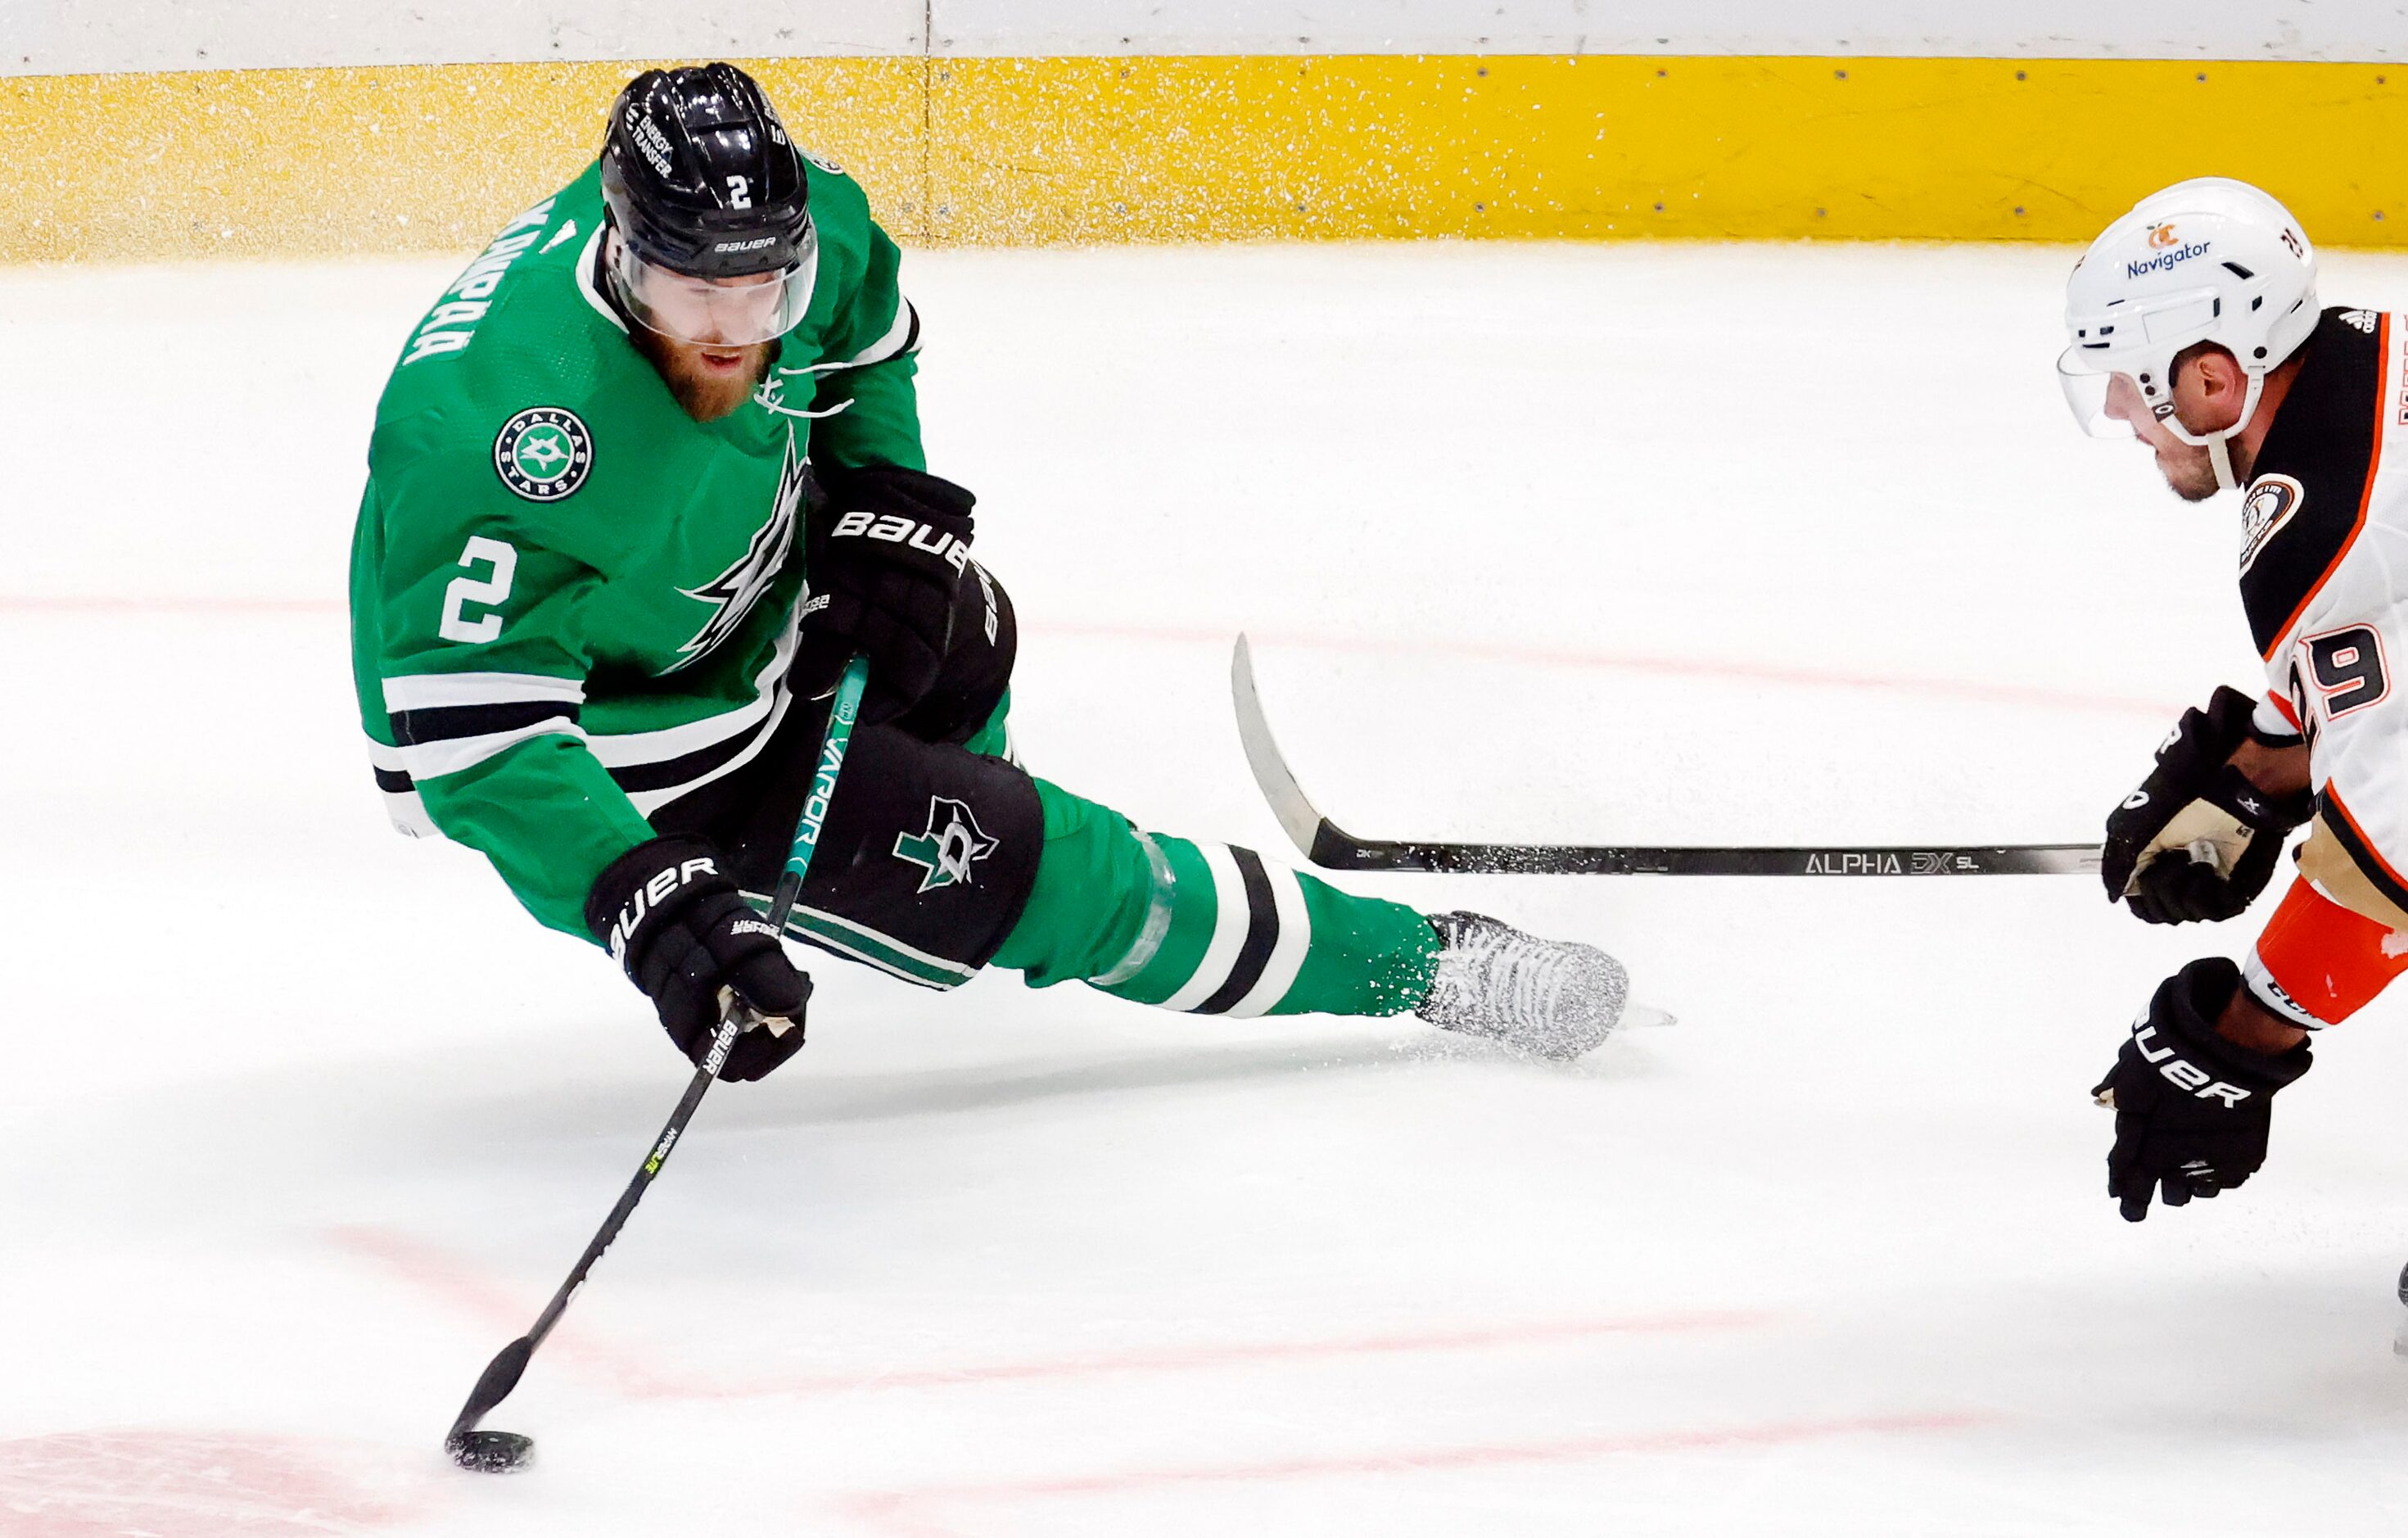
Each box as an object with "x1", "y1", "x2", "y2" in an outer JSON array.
[{"x1": 1231, "y1": 634, "x2": 2102, "y2": 877}]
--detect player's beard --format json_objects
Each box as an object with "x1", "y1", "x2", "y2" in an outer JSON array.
[
  {"x1": 631, "y1": 328, "x2": 775, "y2": 423},
  {"x1": 2155, "y1": 441, "x2": 2225, "y2": 503}
]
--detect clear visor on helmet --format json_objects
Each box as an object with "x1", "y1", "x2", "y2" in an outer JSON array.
[
  {"x1": 2056, "y1": 283, "x2": 2227, "y2": 441},
  {"x1": 608, "y1": 235, "x2": 813, "y2": 346},
  {"x1": 2055, "y1": 349, "x2": 2149, "y2": 439},
  {"x1": 2055, "y1": 347, "x2": 2231, "y2": 448}
]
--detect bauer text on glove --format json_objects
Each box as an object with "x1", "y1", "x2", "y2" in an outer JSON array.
[
  {"x1": 585, "y1": 835, "x2": 813, "y2": 1082},
  {"x1": 2092, "y1": 957, "x2": 2311, "y2": 1222}
]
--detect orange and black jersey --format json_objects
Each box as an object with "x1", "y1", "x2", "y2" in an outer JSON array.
[
  {"x1": 2237, "y1": 306, "x2": 2388, "y2": 662},
  {"x1": 2221, "y1": 305, "x2": 2408, "y2": 1025}
]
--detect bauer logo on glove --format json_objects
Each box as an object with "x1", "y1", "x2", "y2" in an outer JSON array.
[
  {"x1": 794, "y1": 465, "x2": 978, "y2": 724},
  {"x1": 830, "y1": 509, "x2": 972, "y2": 572},
  {"x1": 2092, "y1": 959, "x2": 2312, "y2": 1221}
]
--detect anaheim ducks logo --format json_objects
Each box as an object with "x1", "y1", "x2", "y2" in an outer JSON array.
[{"x1": 2239, "y1": 473, "x2": 2305, "y2": 574}]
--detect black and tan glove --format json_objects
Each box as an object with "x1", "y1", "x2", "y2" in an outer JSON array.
[{"x1": 2101, "y1": 686, "x2": 2311, "y2": 924}]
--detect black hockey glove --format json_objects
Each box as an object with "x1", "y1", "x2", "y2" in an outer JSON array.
[
  {"x1": 795, "y1": 465, "x2": 975, "y2": 724},
  {"x1": 2100, "y1": 685, "x2": 2311, "y2": 924},
  {"x1": 2092, "y1": 957, "x2": 2311, "y2": 1222},
  {"x1": 585, "y1": 836, "x2": 812, "y2": 1082}
]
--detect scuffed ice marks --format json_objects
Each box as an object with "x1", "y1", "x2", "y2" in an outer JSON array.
[{"x1": 0, "y1": 1429, "x2": 434, "y2": 1536}]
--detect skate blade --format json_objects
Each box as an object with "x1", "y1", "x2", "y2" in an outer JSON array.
[{"x1": 1620, "y1": 1001, "x2": 1678, "y2": 1030}]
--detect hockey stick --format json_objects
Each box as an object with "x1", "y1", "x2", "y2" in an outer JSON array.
[
  {"x1": 444, "y1": 656, "x2": 870, "y2": 1472},
  {"x1": 1231, "y1": 635, "x2": 2102, "y2": 877}
]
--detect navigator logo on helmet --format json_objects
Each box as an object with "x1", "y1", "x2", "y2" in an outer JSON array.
[
  {"x1": 598, "y1": 63, "x2": 820, "y2": 346},
  {"x1": 2058, "y1": 178, "x2": 2319, "y2": 492}
]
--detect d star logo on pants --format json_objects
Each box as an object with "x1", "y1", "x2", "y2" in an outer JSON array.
[{"x1": 894, "y1": 797, "x2": 1000, "y2": 893}]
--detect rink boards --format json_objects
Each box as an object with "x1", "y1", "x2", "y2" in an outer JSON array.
[{"x1": 8, "y1": 52, "x2": 2408, "y2": 260}]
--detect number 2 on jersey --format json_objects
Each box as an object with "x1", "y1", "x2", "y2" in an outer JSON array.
[{"x1": 440, "y1": 535, "x2": 518, "y2": 643}]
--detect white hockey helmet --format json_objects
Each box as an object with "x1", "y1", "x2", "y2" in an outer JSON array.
[{"x1": 2058, "y1": 177, "x2": 2319, "y2": 490}]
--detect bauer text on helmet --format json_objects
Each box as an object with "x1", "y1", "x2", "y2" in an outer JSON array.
[{"x1": 599, "y1": 63, "x2": 819, "y2": 348}]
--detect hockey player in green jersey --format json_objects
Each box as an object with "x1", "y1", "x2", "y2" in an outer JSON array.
[{"x1": 350, "y1": 63, "x2": 1629, "y2": 1079}]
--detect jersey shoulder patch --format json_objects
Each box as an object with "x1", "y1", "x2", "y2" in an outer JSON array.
[
  {"x1": 2239, "y1": 307, "x2": 2388, "y2": 658},
  {"x1": 492, "y1": 406, "x2": 595, "y2": 502}
]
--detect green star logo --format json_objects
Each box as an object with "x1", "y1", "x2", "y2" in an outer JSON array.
[
  {"x1": 492, "y1": 406, "x2": 593, "y2": 501},
  {"x1": 512, "y1": 424, "x2": 574, "y2": 477},
  {"x1": 894, "y1": 797, "x2": 999, "y2": 893}
]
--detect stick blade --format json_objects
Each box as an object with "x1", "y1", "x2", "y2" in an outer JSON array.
[
  {"x1": 1231, "y1": 634, "x2": 1335, "y2": 862},
  {"x1": 444, "y1": 1333, "x2": 535, "y2": 1470},
  {"x1": 459, "y1": 1336, "x2": 533, "y2": 1422}
]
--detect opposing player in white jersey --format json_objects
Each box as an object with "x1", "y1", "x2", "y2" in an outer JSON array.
[{"x1": 2059, "y1": 177, "x2": 2408, "y2": 1220}]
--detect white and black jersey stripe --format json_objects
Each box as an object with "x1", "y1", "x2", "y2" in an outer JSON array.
[
  {"x1": 384, "y1": 670, "x2": 587, "y2": 780},
  {"x1": 761, "y1": 298, "x2": 922, "y2": 400},
  {"x1": 368, "y1": 622, "x2": 798, "y2": 833},
  {"x1": 368, "y1": 738, "x2": 437, "y2": 838},
  {"x1": 1162, "y1": 844, "x2": 1313, "y2": 1019},
  {"x1": 841, "y1": 298, "x2": 920, "y2": 370}
]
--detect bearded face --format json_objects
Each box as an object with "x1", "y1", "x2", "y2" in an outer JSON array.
[{"x1": 629, "y1": 326, "x2": 775, "y2": 423}]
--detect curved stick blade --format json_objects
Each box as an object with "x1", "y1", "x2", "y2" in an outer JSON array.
[
  {"x1": 446, "y1": 1336, "x2": 533, "y2": 1442},
  {"x1": 1231, "y1": 635, "x2": 1330, "y2": 860}
]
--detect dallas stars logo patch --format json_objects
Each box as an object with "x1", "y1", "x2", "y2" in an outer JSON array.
[
  {"x1": 493, "y1": 407, "x2": 592, "y2": 501},
  {"x1": 665, "y1": 430, "x2": 806, "y2": 673},
  {"x1": 893, "y1": 797, "x2": 999, "y2": 893}
]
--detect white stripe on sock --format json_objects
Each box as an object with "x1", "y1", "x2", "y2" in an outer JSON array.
[
  {"x1": 1156, "y1": 842, "x2": 1249, "y2": 1013},
  {"x1": 1225, "y1": 863, "x2": 1311, "y2": 1018}
]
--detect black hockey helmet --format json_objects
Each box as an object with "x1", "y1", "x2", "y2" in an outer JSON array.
[{"x1": 600, "y1": 63, "x2": 811, "y2": 280}]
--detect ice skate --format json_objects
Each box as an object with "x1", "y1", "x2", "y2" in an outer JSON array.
[{"x1": 1415, "y1": 911, "x2": 1629, "y2": 1061}]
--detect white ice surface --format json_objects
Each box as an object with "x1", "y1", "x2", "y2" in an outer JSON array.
[{"x1": 6, "y1": 243, "x2": 2408, "y2": 1535}]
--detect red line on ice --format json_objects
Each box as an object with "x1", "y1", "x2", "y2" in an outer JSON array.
[
  {"x1": 674, "y1": 1306, "x2": 1774, "y2": 1400},
  {"x1": 0, "y1": 592, "x2": 2175, "y2": 717},
  {"x1": 834, "y1": 1410, "x2": 1995, "y2": 1535},
  {"x1": 325, "y1": 1224, "x2": 675, "y2": 1396},
  {"x1": 0, "y1": 1429, "x2": 431, "y2": 1536},
  {"x1": 327, "y1": 1224, "x2": 1771, "y2": 1404}
]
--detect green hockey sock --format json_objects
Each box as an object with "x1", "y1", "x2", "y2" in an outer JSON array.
[{"x1": 991, "y1": 779, "x2": 1439, "y2": 1017}]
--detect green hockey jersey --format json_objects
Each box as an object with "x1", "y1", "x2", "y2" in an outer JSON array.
[{"x1": 349, "y1": 157, "x2": 924, "y2": 939}]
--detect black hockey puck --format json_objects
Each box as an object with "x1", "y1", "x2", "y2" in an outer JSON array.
[{"x1": 448, "y1": 1429, "x2": 535, "y2": 1472}]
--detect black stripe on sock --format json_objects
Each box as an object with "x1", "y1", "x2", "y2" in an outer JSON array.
[
  {"x1": 1194, "y1": 846, "x2": 1279, "y2": 1015},
  {"x1": 391, "y1": 699, "x2": 578, "y2": 745},
  {"x1": 373, "y1": 766, "x2": 414, "y2": 793}
]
